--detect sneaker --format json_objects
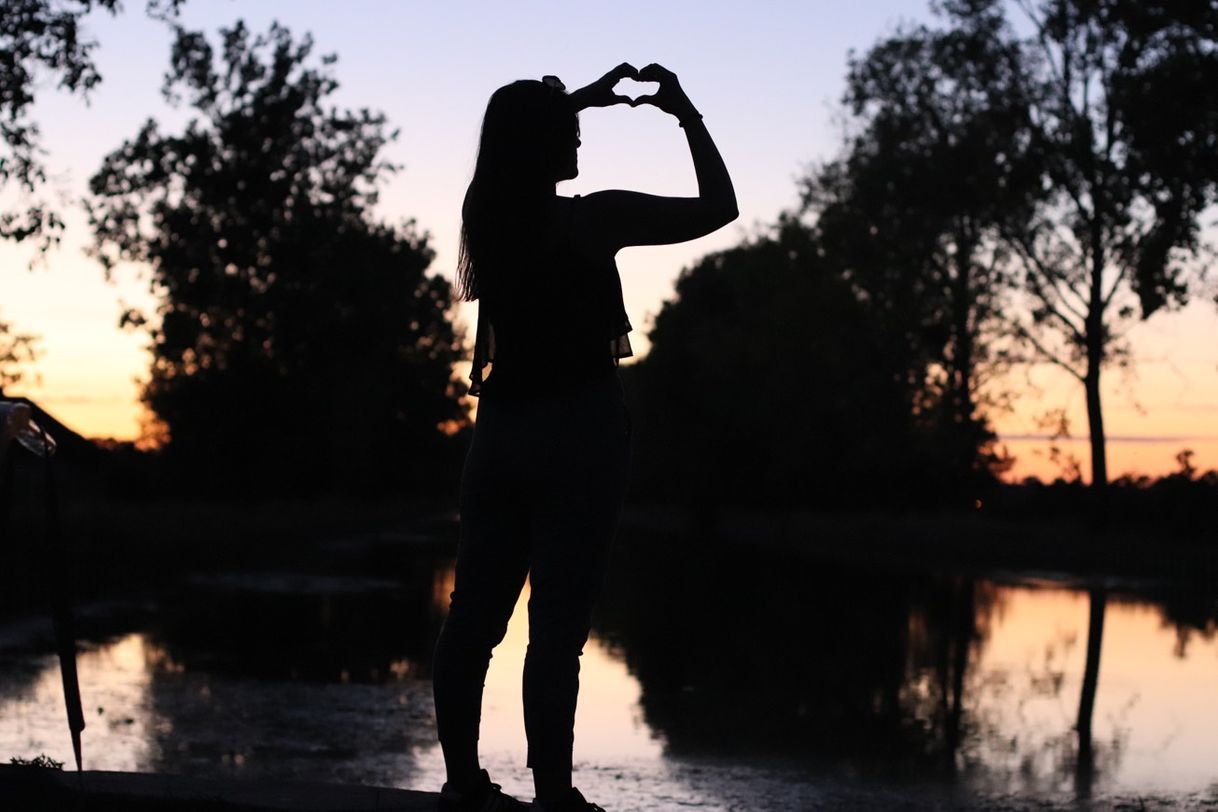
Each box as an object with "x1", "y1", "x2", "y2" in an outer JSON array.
[
  {"x1": 438, "y1": 769, "x2": 530, "y2": 811},
  {"x1": 532, "y1": 787, "x2": 605, "y2": 811}
]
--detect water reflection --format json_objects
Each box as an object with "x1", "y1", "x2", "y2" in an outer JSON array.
[
  {"x1": 414, "y1": 575, "x2": 664, "y2": 803},
  {"x1": 0, "y1": 555, "x2": 658, "y2": 798},
  {"x1": 1, "y1": 528, "x2": 1217, "y2": 806},
  {"x1": 593, "y1": 528, "x2": 1218, "y2": 798},
  {"x1": 150, "y1": 569, "x2": 442, "y2": 684},
  {"x1": 0, "y1": 633, "x2": 156, "y2": 773}
]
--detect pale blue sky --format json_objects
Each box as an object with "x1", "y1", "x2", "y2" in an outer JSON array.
[{"x1": 2, "y1": 0, "x2": 1215, "y2": 478}]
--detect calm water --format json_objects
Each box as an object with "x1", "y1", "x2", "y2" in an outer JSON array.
[{"x1": 2, "y1": 525, "x2": 1217, "y2": 809}]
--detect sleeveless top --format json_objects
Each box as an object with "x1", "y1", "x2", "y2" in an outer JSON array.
[{"x1": 468, "y1": 195, "x2": 633, "y2": 398}]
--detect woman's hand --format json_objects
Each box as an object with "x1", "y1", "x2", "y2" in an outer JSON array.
[
  {"x1": 568, "y1": 63, "x2": 640, "y2": 111},
  {"x1": 629, "y1": 64, "x2": 699, "y2": 122}
]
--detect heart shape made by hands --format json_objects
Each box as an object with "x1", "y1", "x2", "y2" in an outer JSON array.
[{"x1": 613, "y1": 78, "x2": 660, "y2": 102}]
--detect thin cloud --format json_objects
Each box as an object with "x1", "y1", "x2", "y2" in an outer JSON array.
[
  {"x1": 999, "y1": 433, "x2": 1218, "y2": 444},
  {"x1": 1168, "y1": 404, "x2": 1218, "y2": 413},
  {"x1": 36, "y1": 395, "x2": 126, "y2": 405}
]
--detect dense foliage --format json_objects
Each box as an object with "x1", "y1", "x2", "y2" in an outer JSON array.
[
  {"x1": 88, "y1": 22, "x2": 465, "y2": 495},
  {"x1": 806, "y1": 0, "x2": 1218, "y2": 489},
  {"x1": 625, "y1": 218, "x2": 987, "y2": 509},
  {"x1": 995, "y1": 0, "x2": 1218, "y2": 487},
  {"x1": 804, "y1": 2, "x2": 1035, "y2": 487},
  {"x1": 630, "y1": 0, "x2": 1217, "y2": 507}
]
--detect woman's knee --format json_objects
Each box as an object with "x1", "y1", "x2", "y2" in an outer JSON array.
[
  {"x1": 441, "y1": 599, "x2": 514, "y2": 651},
  {"x1": 526, "y1": 608, "x2": 593, "y2": 658}
]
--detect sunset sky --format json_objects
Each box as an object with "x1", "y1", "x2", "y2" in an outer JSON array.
[{"x1": 2, "y1": 0, "x2": 1215, "y2": 481}]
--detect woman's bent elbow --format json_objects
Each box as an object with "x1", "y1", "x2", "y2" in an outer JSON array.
[{"x1": 718, "y1": 204, "x2": 739, "y2": 228}]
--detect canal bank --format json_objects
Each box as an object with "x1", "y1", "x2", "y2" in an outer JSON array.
[
  {"x1": 2, "y1": 764, "x2": 1214, "y2": 811},
  {"x1": 0, "y1": 764, "x2": 435, "y2": 810},
  {"x1": 4, "y1": 510, "x2": 1218, "y2": 810}
]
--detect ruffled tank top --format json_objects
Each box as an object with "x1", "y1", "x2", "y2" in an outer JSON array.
[{"x1": 468, "y1": 195, "x2": 633, "y2": 398}]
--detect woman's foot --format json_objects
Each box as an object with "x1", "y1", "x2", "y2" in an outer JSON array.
[
  {"x1": 532, "y1": 786, "x2": 605, "y2": 811},
  {"x1": 438, "y1": 769, "x2": 529, "y2": 811}
]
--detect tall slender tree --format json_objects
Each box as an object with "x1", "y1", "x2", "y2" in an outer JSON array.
[
  {"x1": 804, "y1": 1, "x2": 1037, "y2": 488},
  {"x1": 827, "y1": 2, "x2": 1217, "y2": 773},
  {"x1": 993, "y1": 0, "x2": 1218, "y2": 489},
  {"x1": 814, "y1": 0, "x2": 1218, "y2": 491}
]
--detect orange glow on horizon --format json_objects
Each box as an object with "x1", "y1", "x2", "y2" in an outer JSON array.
[
  {"x1": 13, "y1": 384, "x2": 1217, "y2": 484},
  {"x1": 997, "y1": 437, "x2": 1218, "y2": 484}
]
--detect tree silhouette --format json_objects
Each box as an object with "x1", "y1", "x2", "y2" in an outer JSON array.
[
  {"x1": 804, "y1": 2, "x2": 1035, "y2": 489},
  {"x1": 0, "y1": 314, "x2": 39, "y2": 394},
  {"x1": 593, "y1": 532, "x2": 1005, "y2": 770},
  {"x1": 815, "y1": 0, "x2": 1218, "y2": 492},
  {"x1": 1075, "y1": 586, "x2": 1106, "y2": 791},
  {"x1": 1, "y1": 1, "x2": 183, "y2": 394},
  {"x1": 87, "y1": 21, "x2": 465, "y2": 495},
  {"x1": 627, "y1": 217, "x2": 956, "y2": 508},
  {"x1": 1, "y1": 0, "x2": 183, "y2": 251},
  {"x1": 981, "y1": 0, "x2": 1215, "y2": 488},
  {"x1": 3, "y1": 0, "x2": 116, "y2": 250}
]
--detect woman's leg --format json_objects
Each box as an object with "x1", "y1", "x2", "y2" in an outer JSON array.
[
  {"x1": 433, "y1": 427, "x2": 530, "y2": 791},
  {"x1": 522, "y1": 499, "x2": 620, "y2": 766},
  {"x1": 523, "y1": 379, "x2": 630, "y2": 800}
]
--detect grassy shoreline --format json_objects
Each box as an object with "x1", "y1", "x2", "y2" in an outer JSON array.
[
  {"x1": 619, "y1": 502, "x2": 1218, "y2": 589},
  {"x1": 4, "y1": 495, "x2": 1214, "y2": 624},
  {"x1": 0, "y1": 496, "x2": 457, "y2": 621}
]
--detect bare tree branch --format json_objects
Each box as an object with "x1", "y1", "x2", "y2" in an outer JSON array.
[{"x1": 1010, "y1": 319, "x2": 1086, "y2": 382}]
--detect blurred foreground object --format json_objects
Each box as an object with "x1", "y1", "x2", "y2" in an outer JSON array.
[
  {"x1": 0, "y1": 399, "x2": 83, "y2": 771},
  {"x1": 1, "y1": 401, "x2": 58, "y2": 458}
]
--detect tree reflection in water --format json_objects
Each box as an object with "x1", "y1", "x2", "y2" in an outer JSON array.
[
  {"x1": 593, "y1": 529, "x2": 989, "y2": 773},
  {"x1": 130, "y1": 550, "x2": 451, "y2": 785},
  {"x1": 4, "y1": 525, "x2": 1216, "y2": 800},
  {"x1": 592, "y1": 527, "x2": 1218, "y2": 794},
  {"x1": 1074, "y1": 588, "x2": 1106, "y2": 797}
]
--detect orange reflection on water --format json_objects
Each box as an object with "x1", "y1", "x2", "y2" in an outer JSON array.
[
  {"x1": 974, "y1": 583, "x2": 1218, "y2": 791},
  {"x1": 473, "y1": 575, "x2": 657, "y2": 760},
  {"x1": 4, "y1": 633, "x2": 161, "y2": 772},
  {"x1": 414, "y1": 568, "x2": 660, "y2": 799}
]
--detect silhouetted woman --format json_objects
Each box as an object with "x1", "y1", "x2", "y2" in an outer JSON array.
[{"x1": 433, "y1": 63, "x2": 737, "y2": 812}]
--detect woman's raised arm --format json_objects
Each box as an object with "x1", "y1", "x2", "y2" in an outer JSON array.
[{"x1": 582, "y1": 64, "x2": 738, "y2": 251}]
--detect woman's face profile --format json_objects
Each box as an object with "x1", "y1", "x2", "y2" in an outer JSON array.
[{"x1": 554, "y1": 129, "x2": 580, "y2": 182}]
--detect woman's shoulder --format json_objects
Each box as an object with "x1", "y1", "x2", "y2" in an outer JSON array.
[
  {"x1": 551, "y1": 194, "x2": 586, "y2": 226},
  {"x1": 557, "y1": 190, "x2": 633, "y2": 212},
  {"x1": 555, "y1": 193, "x2": 619, "y2": 260}
]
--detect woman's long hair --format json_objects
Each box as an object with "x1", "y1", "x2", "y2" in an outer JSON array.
[{"x1": 456, "y1": 80, "x2": 578, "y2": 303}]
